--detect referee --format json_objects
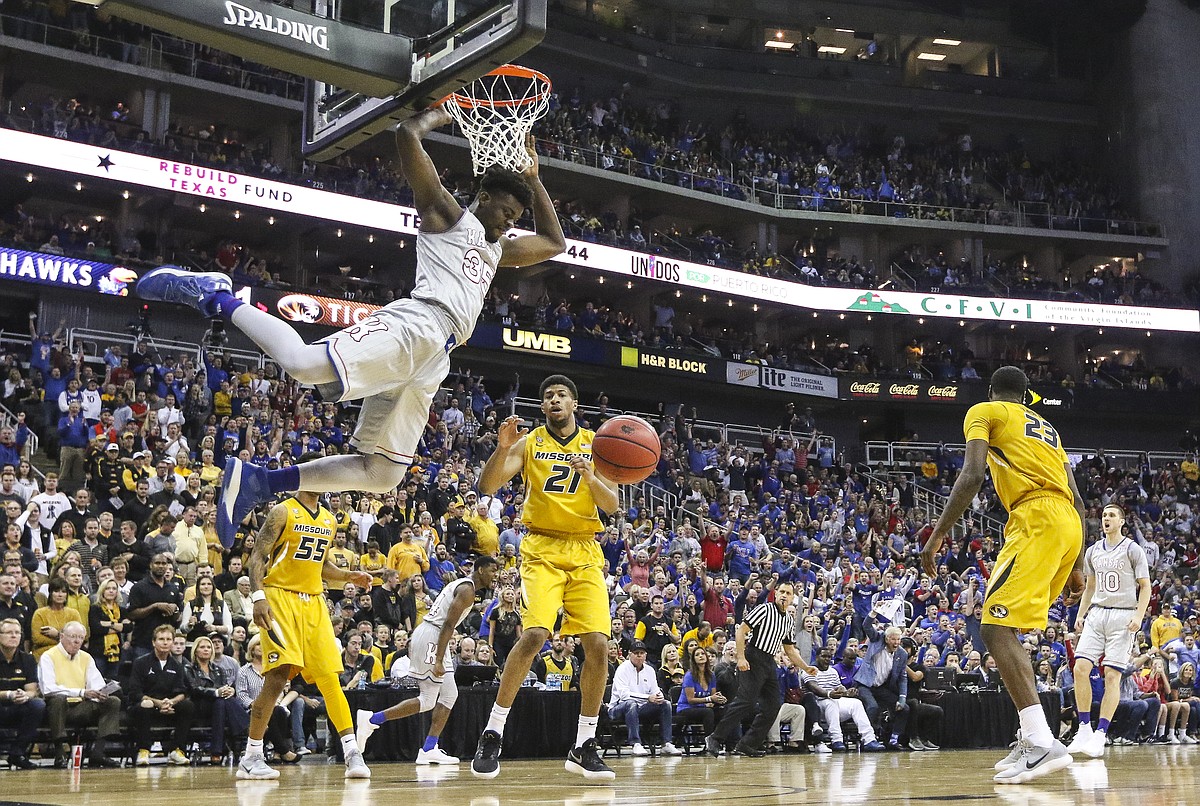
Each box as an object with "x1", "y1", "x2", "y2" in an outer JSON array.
[{"x1": 705, "y1": 580, "x2": 817, "y2": 756}]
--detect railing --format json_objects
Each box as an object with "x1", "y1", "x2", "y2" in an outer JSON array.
[
  {"x1": 67, "y1": 328, "x2": 272, "y2": 375},
  {"x1": 0, "y1": 13, "x2": 303, "y2": 102},
  {"x1": 857, "y1": 465, "x2": 1006, "y2": 540},
  {"x1": 866, "y1": 440, "x2": 1189, "y2": 471},
  {"x1": 534, "y1": 136, "x2": 1165, "y2": 238}
]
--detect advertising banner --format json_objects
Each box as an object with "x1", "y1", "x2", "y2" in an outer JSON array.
[
  {"x1": 0, "y1": 246, "x2": 139, "y2": 296},
  {"x1": 3, "y1": 128, "x2": 1194, "y2": 331}
]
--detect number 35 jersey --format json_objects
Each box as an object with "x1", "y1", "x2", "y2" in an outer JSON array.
[
  {"x1": 963, "y1": 400, "x2": 1071, "y2": 512},
  {"x1": 521, "y1": 425, "x2": 604, "y2": 538},
  {"x1": 412, "y1": 208, "x2": 503, "y2": 347},
  {"x1": 263, "y1": 497, "x2": 336, "y2": 595}
]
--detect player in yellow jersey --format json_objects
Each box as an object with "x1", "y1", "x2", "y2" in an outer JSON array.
[
  {"x1": 472, "y1": 374, "x2": 617, "y2": 781},
  {"x1": 922, "y1": 366, "x2": 1086, "y2": 785},
  {"x1": 237, "y1": 454, "x2": 375, "y2": 781}
]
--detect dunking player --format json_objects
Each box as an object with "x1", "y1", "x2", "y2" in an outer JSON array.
[
  {"x1": 354, "y1": 555, "x2": 500, "y2": 763},
  {"x1": 471, "y1": 375, "x2": 617, "y2": 781},
  {"x1": 237, "y1": 455, "x2": 375, "y2": 780},
  {"x1": 921, "y1": 366, "x2": 1086, "y2": 784},
  {"x1": 136, "y1": 105, "x2": 566, "y2": 546},
  {"x1": 1067, "y1": 503, "x2": 1150, "y2": 758}
]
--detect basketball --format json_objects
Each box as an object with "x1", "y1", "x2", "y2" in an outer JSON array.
[{"x1": 592, "y1": 415, "x2": 661, "y2": 484}]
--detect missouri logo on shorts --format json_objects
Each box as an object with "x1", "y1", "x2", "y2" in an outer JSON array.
[{"x1": 989, "y1": 604, "x2": 1009, "y2": 619}]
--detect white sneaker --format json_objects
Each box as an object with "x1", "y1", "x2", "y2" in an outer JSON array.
[
  {"x1": 1169, "y1": 733, "x2": 1181, "y2": 744},
  {"x1": 995, "y1": 731, "x2": 1026, "y2": 771},
  {"x1": 237, "y1": 754, "x2": 280, "y2": 780},
  {"x1": 355, "y1": 709, "x2": 379, "y2": 755},
  {"x1": 167, "y1": 749, "x2": 190, "y2": 766},
  {"x1": 294, "y1": 746, "x2": 311, "y2": 756},
  {"x1": 344, "y1": 748, "x2": 371, "y2": 779},
  {"x1": 631, "y1": 743, "x2": 650, "y2": 757},
  {"x1": 416, "y1": 746, "x2": 461, "y2": 765},
  {"x1": 661, "y1": 743, "x2": 682, "y2": 756},
  {"x1": 1186, "y1": 734, "x2": 1200, "y2": 744},
  {"x1": 1066, "y1": 724, "x2": 1094, "y2": 755},
  {"x1": 1079, "y1": 730, "x2": 1107, "y2": 759},
  {"x1": 993, "y1": 739, "x2": 1073, "y2": 785},
  {"x1": 814, "y1": 742, "x2": 832, "y2": 754}
]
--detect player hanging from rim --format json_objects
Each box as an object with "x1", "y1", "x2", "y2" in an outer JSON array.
[
  {"x1": 1067, "y1": 503, "x2": 1151, "y2": 758},
  {"x1": 354, "y1": 555, "x2": 500, "y2": 763},
  {"x1": 135, "y1": 105, "x2": 566, "y2": 548},
  {"x1": 236, "y1": 453, "x2": 376, "y2": 780},
  {"x1": 921, "y1": 365, "x2": 1086, "y2": 785},
  {"x1": 471, "y1": 375, "x2": 618, "y2": 781}
]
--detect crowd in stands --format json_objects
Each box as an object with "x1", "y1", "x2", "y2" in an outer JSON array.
[
  {"x1": 0, "y1": 2, "x2": 302, "y2": 100},
  {"x1": 2, "y1": 320, "x2": 1199, "y2": 767}
]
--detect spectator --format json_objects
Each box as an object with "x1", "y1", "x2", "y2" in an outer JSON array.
[
  {"x1": 31, "y1": 577, "x2": 81, "y2": 660},
  {"x1": 676, "y1": 642, "x2": 725, "y2": 736},
  {"x1": 126, "y1": 553, "x2": 183, "y2": 657},
  {"x1": 37, "y1": 620, "x2": 121, "y2": 767},
  {"x1": 806, "y1": 645, "x2": 883, "y2": 751},
  {"x1": 87, "y1": 578, "x2": 128, "y2": 681},
  {"x1": 607, "y1": 640, "x2": 680, "y2": 756},
  {"x1": 0, "y1": 618, "x2": 45, "y2": 769},
  {"x1": 186, "y1": 635, "x2": 240, "y2": 765},
  {"x1": 128, "y1": 623, "x2": 196, "y2": 766}
]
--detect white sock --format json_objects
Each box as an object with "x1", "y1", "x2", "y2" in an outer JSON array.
[
  {"x1": 1019, "y1": 704, "x2": 1054, "y2": 748},
  {"x1": 1154, "y1": 724, "x2": 1164, "y2": 737},
  {"x1": 245, "y1": 738, "x2": 264, "y2": 758},
  {"x1": 575, "y1": 715, "x2": 598, "y2": 748},
  {"x1": 486, "y1": 704, "x2": 511, "y2": 736},
  {"x1": 341, "y1": 734, "x2": 359, "y2": 755}
]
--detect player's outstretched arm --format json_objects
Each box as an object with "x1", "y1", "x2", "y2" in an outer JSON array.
[
  {"x1": 500, "y1": 137, "x2": 567, "y2": 268},
  {"x1": 922, "y1": 438, "x2": 988, "y2": 576},
  {"x1": 478, "y1": 415, "x2": 528, "y2": 495},
  {"x1": 396, "y1": 107, "x2": 461, "y2": 233},
  {"x1": 247, "y1": 503, "x2": 287, "y2": 632}
]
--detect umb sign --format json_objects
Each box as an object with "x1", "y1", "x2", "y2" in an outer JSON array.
[{"x1": 70, "y1": 0, "x2": 410, "y2": 97}]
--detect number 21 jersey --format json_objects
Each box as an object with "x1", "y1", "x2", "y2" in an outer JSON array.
[
  {"x1": 522, "y1": 425, "x2": 603, "y2": 537},
  {"x1": 963, "y1": 400, "x2": 1071, "y2": 512},
  {"x1": 263, "y1": 497, "x2": 336, "y2": 595}
]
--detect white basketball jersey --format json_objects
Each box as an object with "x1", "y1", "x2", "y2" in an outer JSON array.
[
  {"x1": 1084, "y1": 537, "x2": 1149, "y2": 609},
  {"x1": 423, "y1": 577, "x2": 475, "y2": 631},
  {"x1": 412, "y1": 209, "x2": 503, "y2": 343}
]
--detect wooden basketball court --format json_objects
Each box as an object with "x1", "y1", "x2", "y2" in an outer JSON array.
[{"x1": 3, "y1": 746, "x2": 1195, "y2": 805}]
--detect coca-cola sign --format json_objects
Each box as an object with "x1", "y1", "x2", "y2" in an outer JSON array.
[{"x1": 844, "y1": 378, "x2": 972, "y2": 404}]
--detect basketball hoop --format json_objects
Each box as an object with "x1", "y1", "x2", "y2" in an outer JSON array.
[{"x1": 442, "y1": 64, "x2": 552, "y2": 176}]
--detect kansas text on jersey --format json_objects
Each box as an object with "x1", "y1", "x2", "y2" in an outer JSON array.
[
  {"x1": 522, "y1": 425, "x2": 604, "y2": 537},
  {"x1": 263, "y1": 497, "x2": 335, "y2": 595},
  {"x1": 412, "y1": 209, "x2": 503, "y2": 345}
]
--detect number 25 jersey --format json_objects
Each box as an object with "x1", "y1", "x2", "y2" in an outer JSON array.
[
  {"x1": 963, "y1": 400, "x2": 1071, "y2": 512},
  {"x1": 522, "y1": 425, "x2": 604, "y2": 537},
  {"x1": 263, "y1": 497, "x2": 336, "y2": 595}
]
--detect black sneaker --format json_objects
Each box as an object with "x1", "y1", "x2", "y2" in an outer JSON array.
[
  {"x1": 471, "y1": 730, "x2": 502, "y2": 779},
  {"x1": 8, "y1": 754, "x2": 36, "y2": 770},
  {"x1": 703, "y1": 735, "x2": 721, "y2": 758},
  {"x1": 732, "y1": 743, "x2": 766, "y2": 758},
  {"x1": 565, "y1": 739, "x2": 616, "y2": 781}
]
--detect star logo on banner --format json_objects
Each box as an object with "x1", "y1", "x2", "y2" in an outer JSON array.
[{"x1": 97, "y1": 154, "x2": 114, "y2": 171}]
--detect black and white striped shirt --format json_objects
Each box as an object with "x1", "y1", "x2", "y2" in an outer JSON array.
[{"x1": 743, "y1": 601, "x2": 795, "y2": 657}]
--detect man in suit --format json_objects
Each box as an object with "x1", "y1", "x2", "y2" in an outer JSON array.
[{"x1": 853, "y1": 614, "x2": 910, "y2": 749}]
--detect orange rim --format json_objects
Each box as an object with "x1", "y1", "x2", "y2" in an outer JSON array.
[{"x1": 439, "y1": 64, "x2": 552, "y2": 109}]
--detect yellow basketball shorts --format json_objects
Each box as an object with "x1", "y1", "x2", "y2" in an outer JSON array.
[
  {"x1": 982, "y1": 495, "x2": 1082, "y2": 631},
  {"x1": 261, "y1": 587, "x2": 344, "y2": 677},
  {"x1": 519, "y1": 532, "x2": 610, "y2": 636}
]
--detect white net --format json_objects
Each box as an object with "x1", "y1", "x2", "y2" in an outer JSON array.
[{"x1": 444, "y1": 65, "x2": 552, "y2": 176}]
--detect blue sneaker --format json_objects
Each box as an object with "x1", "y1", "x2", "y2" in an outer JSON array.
[
  {"x1": 136, "y1": 265, "x2": 232, "y2": 317},
  {"x1": 217, "y1": 458, "x2": 271, "y2": 548},
  {"x1": 862, "y1": 740, "x2": 886, "y2": 752},
  {"x1": 830, "y1": 741, "x2": 846, "y2": 752}
]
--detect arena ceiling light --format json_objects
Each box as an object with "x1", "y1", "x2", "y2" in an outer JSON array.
[
  {"x1": 917, "y1": 52, "x2": 947, "y2": 61},
  {"x1": 835, "y1": 28, "x2": 855, "y2": 33},
  {"x1": 765, "y1": 39, "x2": 795, "y2": 49},
  {"x1": 818, "y1": 45, "x2": 847, "y2": 54},
  {"x1": 932, "y1": 38, "x2": 961, "y2": 46}
]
